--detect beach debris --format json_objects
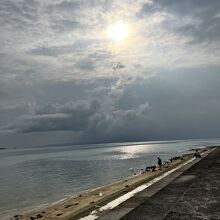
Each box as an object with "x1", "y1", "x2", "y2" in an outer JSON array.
[
  {"x1": 170, "y1": 156, "x2": 181, "y2": 162},
  {"x1": 56, "y1": 213, "x2": 63, "y2": 216},
  {"x1": 125, "y1": 185, "x2": 129, "y2": 188},
  {"x1": 194, "y1": 150, "x2": 201, "y2": 158},
  {"x1": 36, "y1": 214, "x2": 43, "y2": 219},
  {"x1": 145, "y1": 165, "x2": 156, "y2": 172},
  {"x1": 29, "y1": 217, "x2": 35, "y2": 220},
  {"x1": 11, "y1": 215, "x2": 23, "y2": 220},
  {"x1": 129, "y1": 168, "x2": 134, "y2": 172},
  {"x1": 89, "y1": 201, "x2": 94, "y2": 204},
  {"x1": 78, "y1": 194, "x2": 82, "y2": 197},
  {"x1": 163, "y1": 161, "x2": 170, "y2": 168},
  {"x1": 41, "y1": 212, "x2": 45, "y2": 214},
  {"x1": 64, "y1": 204, "x2": 73, "y2": 208},
  {"x1": 99, "y1": 192, "x2": 103, "y2": 196},
  {"x1": 74, "y1": 203, "x2": 79, "y2": 205}
]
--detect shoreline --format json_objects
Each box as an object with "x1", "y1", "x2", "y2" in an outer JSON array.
[{"x1": 10, "y1": 146, "x2": 215, "y2": 220}]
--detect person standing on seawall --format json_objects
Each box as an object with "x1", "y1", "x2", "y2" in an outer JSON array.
[{"x1": 157, "y1": 157, "x2": 162, "y2": 169}]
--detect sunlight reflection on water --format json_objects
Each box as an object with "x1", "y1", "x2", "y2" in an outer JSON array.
[{"x1": 0, "y1": 138, "x2": 220, "y2": 219}]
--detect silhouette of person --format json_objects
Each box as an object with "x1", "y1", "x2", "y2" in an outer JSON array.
[{"x1": 157, "y1": 157, "x2": 162, "y2": 168}]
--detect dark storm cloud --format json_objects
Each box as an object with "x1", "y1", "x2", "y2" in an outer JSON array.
[
  {"x1": 137, "y1": 0, "x2": 220, "y2": 43},
  {"x1": 1, "y1": 75, "x2": 150, "y2": 137},
  {"x1": 5, "y1": 101, "x2": 151, "y2": 144},
  {"x1": 5, "y1": 100, "x2": 101, "y2": 133},
  {"x1": 3, "y1": 67, "x2": 220, "y2": 143}
]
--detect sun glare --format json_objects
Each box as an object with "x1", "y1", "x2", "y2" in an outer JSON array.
[{"x1": 107, "y1": 21, "x2": 129, "y2": 41}]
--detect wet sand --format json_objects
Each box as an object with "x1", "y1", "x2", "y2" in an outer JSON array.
[{"x1": 10, "y1": 147, "x2": 213, "y2": 220}]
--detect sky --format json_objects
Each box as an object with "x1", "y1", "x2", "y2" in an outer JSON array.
[{"x1": 0, "y1": 0, "x2": 220, "y2": 147}]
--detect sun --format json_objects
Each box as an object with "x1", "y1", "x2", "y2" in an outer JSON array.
[{"x1": 107, "y1": 21, "x2": 129, "y2": 41}]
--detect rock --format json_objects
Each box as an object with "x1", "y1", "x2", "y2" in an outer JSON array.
[
  {"x1": 36, "y1": 214, "x2": 43, "y2": 219},
  {"x1": 170, "y1": 156, "x2": 181, "y2": 162},
  {"x1": 145, "y1": 165, "x2": 156, "y2": 171},
  {"x1": 64, "y1": 204, "x2": 73, "y2": 208},
  {"x1": 12, "y1": 215, "x2": 23, "y2": 220}
]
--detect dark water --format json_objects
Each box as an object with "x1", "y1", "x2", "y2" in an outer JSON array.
[{"x1": 0, "y1": 138, "x2": 220, "y2": 219}]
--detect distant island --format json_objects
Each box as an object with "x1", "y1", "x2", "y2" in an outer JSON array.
[{"x1": 0, "y1": 147, "x2": 6, "y2": 150}]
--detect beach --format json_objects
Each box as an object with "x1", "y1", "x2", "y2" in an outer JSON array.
[{"x1": 9, "y1": 146, "x2": 214, "y2": 220}]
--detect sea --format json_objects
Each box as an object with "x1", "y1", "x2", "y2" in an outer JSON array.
[{"x1": 0, "y1": 138, "x2": 220, "y2": 219}]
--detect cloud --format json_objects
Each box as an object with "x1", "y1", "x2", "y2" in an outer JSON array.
[
  {"x1": 137, "y1": 0, "x2": 220, "y2": 44},
  {"x1": 51, "y1": 19, "x2": 82, "y2": 33},
  {"x1": 3, "y1": 67, "x2": 220, "y2": 144},
  {"x1": 0, "y1": 0, "x2": 220, "y2": 146},
  {"x1": 75, "y1": 58, "x2": 96, "y2": 71},
  {"x1": 29, "y1": 39, "x2": 103, "y2": 58},
  {"x1": 4, "y1": 100, "x2": 101, "y2": 132},
  {"x1": 3, "y1": 97, "x2": 150, "y2": 142},
  {"x1": 113, "y1": 62, "x2": 126, "y2": 70},
  {"x1": 47, "y1": 1, "x2": 82, "y2": 12},
  {"x1": 88, "y1": 50, "x2": 112, "y2": 62},
  {"x1": 0, "y1": 0, "x2": 39, "y2": 26}
]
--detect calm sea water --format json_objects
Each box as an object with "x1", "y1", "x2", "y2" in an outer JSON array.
[{"x1": 0, "y1": 138, "x2": 220, "y2": 219}]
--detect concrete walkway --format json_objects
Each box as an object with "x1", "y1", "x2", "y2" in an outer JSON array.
[{"x1": 120, "y1": 148, "x2": 220, "y2": 220}]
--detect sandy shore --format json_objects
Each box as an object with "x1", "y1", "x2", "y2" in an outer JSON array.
[{"x1": 10, "y1": 147, "x2": 213, "y2": 220}]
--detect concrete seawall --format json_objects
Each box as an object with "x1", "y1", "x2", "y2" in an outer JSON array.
[{"x1": 99, "y1": 147, "x2": 220, "y2": 220}]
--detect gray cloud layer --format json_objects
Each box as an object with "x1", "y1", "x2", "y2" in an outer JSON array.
[
  {"x1": 137, "y1": 0, "x2": 220, "y2": 44},
  {"x1": 2, "y1": 68, "x2": 220, "y2": 146},
  {"x1": 0, "y1": 0, "x2": 220, "y2": 147}
]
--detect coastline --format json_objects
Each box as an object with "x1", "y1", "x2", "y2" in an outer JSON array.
[{"x1": 10, "y1": 146, "x2": 214, "y2": 220}]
